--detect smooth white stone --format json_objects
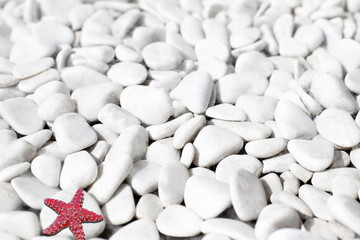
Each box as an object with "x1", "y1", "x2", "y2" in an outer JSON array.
[
  {"x1": 40, "y1": 0, "x2": 81, "y2": 23},
  {"x1": 235, "y1": 51, "x2": 274, "y2": 77},
  {"x1": 0, "y1": 162, "x2": 30, "y2": 182},
  {"x1": 195, "y1": 39, "x2": 229, "y2": 62},
  {"x1": 170, "y1": 71, "x2": 213, "y2": 114},
  {"x1": 36, "y1": 141, "x2": 67, "y2": 162},
  {"x1": 205, "y1": 104, "x2": 246, "y2": 121},
  {"x1": 126, "y1": 160, "x2": 160, "y2": 196},
  {"x1": 273, "y1": 13, "x2": 294, "y2": 42},
  {"x1": 71, "y1": 82, "x2": 123, "y2": 122},
  {"x1": 275, "y1": 99, "x2": 317, "y2": 140},
  {"x1": 111, "y1": 9, "x2": 141, "y2": 38},
  {"x1": 18, "y1": 68, "x2": 60, "y2": 93},
  {"x1": 264, "y1": 70, "x2": 293, "y2": 100},
  {"x1": 148, "y1": 70, "x2": 181, "y2": 92},
  {"x1": 197, "y1": 55, "x2": 228, "y2": 79},
  {"x1": 290, "y1": 163, "x2": 313, "y2": 183},
  {"x1": 92, "y1": 124, "x2": 119, "y2": 145},
  {"x1": 87, "y1": 140, "x2": 109, "y2": 164},
  {"x1": 332, "y1": 173, "x2": 360, "y2": 199},
  {"x1": 330, "y1": 150, "x2": 351, "y2": 168},
  {"x1": 281, "y1": 171, "x2": 300, "y2": 194},
  {"x1": 312, "y1": 168, "x2": 360, "y2": 192},
  {"x1": 98, "y1": 103, "x2": 141, "y2": 134},
  {"x1": 108, "y1": 62, "x2": 147, "y2": 86},
  {"x1": 216, "y1": 72, "x2": 269, "y2": 104},
  {"x1": 0, "y1": 74, "x2": 18, "y2": 88},
  {"x1": 236, "y1": 95, "x2": 277, "y2": 123},
  {"x1": 271, "y1": 191, "x2": 313, "y2": 218},
  {"x1": 202, "y1": 18, "x2": 228, "y2": 46},
  {"x1": 304, "y1": 218, "x2": 337, "y2": 240},
  {"x1": 328, "y1": 194, "x2": 360, "y2": 235},
  {"x1": 202, "y1": 233, "x2": 231, "y2": 240},
  {"x1": 230, "y1": 27, "x2": 261, "y2": 49},
  {"x1": 209, "y1": 119, "x2": 272, "y2": 142},
  {"x1": 294, "y1": 24, "x2": 324, "y2": 51},
  {"x1": 73, "y1": 46, "x2": 114, "y2": 63},
  {"x1": 279, "y1": 90, "x2": 310, "y2": 115},
  {"x1": 0, "y1": 232, "x2": 19, "y2": 240},
  {"x1": 33, "y1": 81, "x2": 70, "y2": 105},
  {"x1": 255, "y1": 204, "x2": 301, "y2": 240},
  {"x1": 40, "y1": 189, "x2": 105, "y2": 239},
  {"x1": 216, "y1": 154, "x2": 262, "y2": 183},
  {"x1": 156, "y1": 205, "x2": 202, "y2": 237},
  {"x1": 33, "y1": 19, "x2": 74, "y2": 46},
  {"x1": 132, "y1": 27, "x2": 165, "y2": 49},
  {"x1": 38, "y1": 93, "x2": 75, "y2": 122},
  {"x1": 72, "y1": 58, "x2": 109, "y2": 74},
  {"x1": 166, "y1": 31, "x2": 196, "y2": 60},
  {"x1": 201, "y1": 218, "x2": 256, "y2": 240},
  {"x1": 158, "y1": 161, "x2": 189, "y2": 206},
  {"x1": 146, "y1": 138, "x2": 180, "y2": 166},
  {"x1": 68, "y1": 4, "x2": 95, "y2": 30},
  {"x1": 329, "y1": 220, "x2": 355, "y2": 240},
  {"x1": 53, "y1": 113, "x2": 97, "y2": 154},
  {"x1": 10, "y1": 35, "x2": 56, "y2": 63},
  {"x1": 155, "y1": 0, "x2": 187, "y2": 23},
  {"x1": 245, "y1": 138, "x2": 287, "y2": 159},
  {"x1": 350, "y1": 145, "x2": 360, "y2": 169},
  {"x1": 110, "y1": 219, "x2": 159, "y2": 240},
  {"x1": 81, "y1": 31, "x2": 120, "y2": 47},
  {"x1": 60, "y1": 151, "x2": 97, "y2": 190},
  {"x1": 61, "y1": 66, "x2": 110, "y2": 91},
  {"x1": 180, "y1": 15, "x2": 204, "y2": 46},
  {"x1": 115, "y1": 44, "x2": 142, "y2": 63},
  {"x1": 279, "y1": 38, "x2": 309, "y2": 57},
  {"x1": 21, "y1": 129, "x2": 52, "y2": 150},
  {"x1": 173, "y1": 115, "x2": 206, "y2": 149},
  {"x1": 298, "y1": 184, "x2": 332, "y2": 221},
  {"x1": 306, "y1": 48, "x2": 343, "y2": 79},
  {"x1": 136, "y1": 194, "x2": 164, "y2": 221},
  {"x1": 260, "y1": 173, "x2": 283, "y2": 202},
  {"x1": 0, "y1": 97, "x2": 44, "y2": 135},
  {"x1": 180, "y1": 143, "x2": 195, "y2": 168},
  {"x1": 288, "y1": 138, "x2": 334, "y2": 172},
  {"x1": 184, "y1": 176, "x2": 231, "y2": 219},
  {"x1": 189, "y1": 167, "x2": 216, "y2": 178},
  {"x1": 0, "y1": 182, "x2": 22, "y2": 212},
  {"x1": 268, "y1": 228, "x2": 324, "y2": 240},
  {"x1": 262, "y1": 153, "x2": 297, "y2": 174},
  {"x1": 142, "y1": 42, "x2": 182, "y2": 70},
  {"x1": 146, "y1": 113, "x2": 193, "y2": 141},
  {"x1": 0, "y1": 211, "x2": 40, "y2": 239},
  {"x1": 328, "y1": 39, "x2": 360, "y2": 72},
  {"x1": 345, "y1": 68, "x2": 360, "y2": 94},
  {"x1": 310, "y1": 73, "x2": 357, "y2": 114},
  {"x1": 193, "y1": 125, "x2": 243, "y2": 167},
  {"x1": 315, "y1": 108, "x2": 360, "y2": 148},
  {"x1": 230, "y1": 169, "x2": 267, "y2": 221},
  {"x1": 31, "y1": 155, "x2": 60, "y2": 188},
  {"x1": 102, "y1": 184, "x2": 135, "y2": 225},
  {"x1": 120, "y1": 85, "x2": 173, "y2": 125},
  {"x1": 11, "y1": 176, "x2": 59, "y2": 210},
  {"x1": 12, "y1": 57, "x2": 54, "y2": 79}
]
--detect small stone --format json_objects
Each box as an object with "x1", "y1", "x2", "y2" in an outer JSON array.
[
  {"x1": 279, "y1": 38, "x2": 309, "y2": 57},
  {"x1": 110, "y1": 219, "x2": 159, "y2": 240},
  {"x1": 328, "y1": 39, "x2": 360, "y2": 72},
  {"x1": 271, "y1": 190, "x2": 313, "y2": 218},
  {"x1": 304, "y1": 218, "x2": 338, "y2": 240},
  {"x1": 275, "y1": 99, "x2": 317, "y2": 140},
  {"x1": 33, "y1": 19, "x2": 74, "y2": 46},
  {"x1": 262, "y1": 153, "x2": 296, "y2": 174},
  {"x1": 236, "y1": 95, "x2": 278, "y2": 123},
  {"x1": 202, "y1": 233, "x2": 231, "y2": 240},
  {"x1": 193, "y1": 126, "x2": 244, "y2": 167},
  {"x1": 60, "y1": 151, "x2": 98, "y2": 190},
  {"x1": 184, "y1": 176, "x2": 231, "y2": 219},
  {"x1": 268, "y1": 228, "x2": 324, "y2": 240},
  {"x1": 216, "y1": 154, "x2": 262, "y2": 183},
  {"x1": 115, "y1": 44, "x2": 142, "y2": 63},
  {"x1": 264, "y1": 70, "x2": 293, "y2": 100},
  {"x1": 189, "y1": 167, "x2": 216, "y2": 178},
  {"x1": 121, "y1": 85, "x2": 173, "y2": 125},
  {"x1": 195, "y1": 39, "x2": 229, "y2": 62},
  {"x1": 33, "y1": 81, "x2": 70, "y2": 105},
  {"x1": 11, "y1": 176, "x2": 59, "y2": 210},
  {"x1": 255, "y1": 204, "x2": 301, "y2": 240},
  {"x1": 68, "y1": 4, "x2": 95, "y2": 30},
  {"x1": 31, "y1": 155, "x2": 61, "y2": 188},
  {"x1": 289, "y1": 163, "x2": 313, "y2": 183},
  {"x1": 201, "y1": 218, "x2": 255, "y2": 240},
  {"x1": 306, "y1": 48, "x2": 343, "y2": 79},
  {"x1": 0, "y1": 162, "x2": 31, "y2": 182},
  {"x1": 315, "y1": 108, "x2": 360, "y2": 148},
  {"x1": 205, "y1": 103, "x2": 246, "y2": 121},
  {"x1": 156, "y1": 205, "x2": 202, "y2": 237},
  {"x1": 216, "y1": 72, "x2": 269, "y2": 104},
  {"x1": 0, "y1": 211, "x2": 40, "y2": 239},
  {"x1": 12, "y1": 57, "x2": 54, "y2": 79},
  {"x1": 281, "y1": 171, "x2": 300, "y2": 194},
  {"x1": 230, "y1": 169, "x2": 267, "y2": 221},
  {"x1": 260, "y1": 173, "x2": 283, "y2": 202},
  {"x1": 158, "y1": 161, "x2": 189, "y2": 206},
  {"x1": 332, "y1": 173, "x2": 360, "y2": 199},
  {"x1": 0, "y1": 97, "x2": 44, "y2": 135},
  {"x1": 18, "y1": 68, "x2": 60, "y2": 93},
  {"x1": 173, "y1": 115, "x2": 206, "y2": 149},
  {"x1": 38, "y1": 93, "x2": 75, "y2": 122},
  {"x1": 102, "y1": 184, "x2": 135, "y2": 225},
  {"x1": 0, "y1": 182, "x2": 22, "y2": 212},
  {"x1": 180, "y1": 143, "x2": 195, "y2": 168},
  {"x1": 92, "y1": 124, "x2": 119, "y2": 145},
  {"x1": 294, "y1": 24, "x2": 324, "y2": 51},
  {"x1": 53, "y1": 113, "x2": 97, "y2": 154},
  {"x1": 146, "y1": 138, "x2": 180, "y2": 166},
  {"x1": 230, "y1": 27, "x2": 261, "y2": 49},
  {"x1": 288, "y1": 138, "x2": 334, "y2": 172},
  {"x1": 245, "y1": 138, "x2": 287, "y2": 159},
  {"x1": 136, "y1": 194, "x2": 164, "y2": 221},
  {"x1": 298, "y1": 184, "x2": 332, "y2": 221},
  {"x1": 126, "y1": 160, "x2": 160, "y2": 196},
  {"x1": 170, "y1": 71, "x2": 213, "y2": 114},
  {"x1": 87, "y1": 140, "x2": 109, "y2": 165},
  {"x1": 180, "y1": 15, "x2": 204, "y2": 46},
  {"x1": 21, "y1": 129, "x2": 52, "y2": 150},
  {"x1": 107, "y1": 62, "x2": 147, "y2": 86},
  {"x1": 142, "y1": 42, "x2": 182, "y2": 70},
  {"x1": 345, "y1": 68, "x2": 360, "y2": 94},
  {"x1": 148, "y1": 70, "x2": 181, "y2": 92},
  {"x1": 197, "y1": 55, "x2": 228, "y2": 79},
  {"x1": 235, "y1": 51, "x2": 274, "y2": 77}
]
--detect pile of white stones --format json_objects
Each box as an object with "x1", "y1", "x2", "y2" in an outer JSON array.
[{"x1": 2, "y1": 0, "x2": 360, "y2": 239}]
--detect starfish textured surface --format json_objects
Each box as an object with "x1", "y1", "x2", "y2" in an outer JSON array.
[{"x1": 43, "y1": 188, "x2": 103, "y2": 240}]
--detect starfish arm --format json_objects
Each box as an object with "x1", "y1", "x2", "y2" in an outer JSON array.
[
  {"x1": 44, "y1": 198, "x2": 67, "y2": 215},
  {"x1": 69, "y1": 189, "x2": 84, "y2": 208},
  {"x1": 79, "y1": 208, "x2": 103, "y2": 223},
  {"x1": 69, "y1": 218, "x2": 85, "y2": 240},
  {"x1": 43, "y1": 215, "x2": 69, "y2": 236}
]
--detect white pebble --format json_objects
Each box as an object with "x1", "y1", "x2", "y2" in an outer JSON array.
[
  {"x1": 31, "y1": 155, "x2": 60, "y2": 188},
  {"x1": 268, "y1": 228, "x2": 324, "y2": 240},
  {"x1": 280, "y1": 171, "x2": 300, "y2": 194},
  {"x1": 245, "y1": 138, "x2": 287, "y2": 159},
  {"x1": 142, "y1": 42, "x2": 182, "y2": 70},
  {"x1": 294, "y1": 24, "x2": 324, "y2": 51},
  {"x1": 0, "y1": 162, "x2": 30, "y2": 182},
  {"x1": 279, "y1": 38, "x2": 309, "y2": 57},
  {"x1": 0, "y1": 182, "x2": 22, "y2": 212},
  {"x1": 12, "y1": 57, "x2": 54, "y2": 79},
  {"x1": 146, "y1": 138, "x2": 180, "y2": 166},
  {"x1": 332, "y1": 173, "x2": 360, "y2": 199},
  {"x1": 18, "y1": 68, "x2": 60, "y2": 93},
  {"x1": 110, "y1": 219, "x2": 159, "y2": 240},
  {"x1": 180, "y1": 143, "x2": 195, "y2": 168},
  {"x1": 180, "y1": 15, "x2": 204, "y2": 46},
  {"x1": 328, "y1": 39, "x2": 360, "y2": 72},
  {"x1": 33, "y1": 19, "x2": 74, "y2": 46},
  {"x1": 0, "y1": 211, "x2": 40, "y2": 239},
  {"x1": 73, "y1": 46, "x2": 115, "y2": 63},
  {"x1": 262, "y1": 153, "x2": 296, "y2": 174},
  {"x1": 115, "y1": 44, "x2": 142, "y2": 62},
  {"x1": 270, "y1": 191, "x2": 313, "y2": 218},
  {"x1": 33, "y1": 81, "x2": 70, "y2": 105},
  {"x1": 108, "y1": 62, "x2": 147, "y2": 86},
  {"x1": 38, "y1": 93, "x2": 75, "y2": 122},
  {"x1": 92, "y1": 124, "x2": 119, "y2": 145},
  {"x1": 236, "y1": 95, "x2": 278, "y2": 123},
  {"x1": 173, "y1": 115, "x2": 206, "y2": 149},
  {"x1": 290, "y1": 163, "x2": 313, "y2": 183},
  {"x1": 235, "y1": 51, "x2": 274, "y2": 77},
  {"x1": 136, "y1": 194, "x2": 163, "y2": 221},
  {"x1": 205, "y1": 103, "x2": 246, "y2": 121},
  {"x1": 260, "y1": 173, "x2": 283, "y2": 202}
]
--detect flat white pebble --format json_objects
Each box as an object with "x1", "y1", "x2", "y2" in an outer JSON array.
[
  {"x1": 184, "y1": 176, "x2": 231, "y2": 219},
  {"x1": 146, "y1": 138, "x2": 180, "y2": 166},
  {"x1": 180, "y1": 143, "x2": 195, "y2": 168},
  {"x1": 31, "y1": 155, "x2": 60, "y2": 188},
  {"x1": 304, "y1": 218, "x2": 338, "y2": 240},
  {"x1": 193, "y1": 125, "x2": 244, "y2": 167},
  {"x1": 110, "y1": 219, "x2": 159, "y2": 240},
  {"x1": 332, "y1": 173, "x2": 360, "y2": 199},
  {"x1": 290, "y1": 163, "x2": 313, "y2": 183},
  {"x1": 268, "y1": 228, "x2": 324, "y2": 240},
  {"x1": 12, "y1": 57, "x2": 54, "y2": 79},
  {"x1": 33, "y1": 19, "x2": 74, "y2": 46},
  {"x1": 18, "y1": 68, "x2": 60, "y2": 93},
  {"x1": 328, "y1": 39, "x2": 360, "y2": 72},
  {"x1": 115, "y1": 44, "x2": 142, "y2": 62},
  {"x1": 0, "y1": 182, "x2": 22, "y2": 212},
  {"x1": 235, "y1": 51, "x2": 274, "y2": 77},
  {"x1": 0, "y1": 162, "x2": 31, "y2": 182},
  {"x1": 189, "y1": 167, "x2": 216, "y2": 179},
  {"x1": 261, "y1": 173, "x2": 283, "y2": 202},
  {"x1": 236, "y1": 95, "x2": 278, "y2": 123},
  {"x1": 142, "y1": 42, "x2": 182, "y2": 70},
  {"x1": 345, "y1": 68, "x2": 360, "y2": 94},
  {"x1": 156, "y1": 205, "x2": 202, "y2": 237},
  {"x1": 195, "y1": 39, "x2": 229, "y2": 62},
  {"x1": 73, "y1": 46, "x2": 115, "y2": 63},
  {"x1": 136, "y1": 194, "x2": 164, "y2": 221},
  {"x1": 173, "y1": 115, "x2": 206, "y2": 149},
  {"x1": 245, "y1": 138, "x2": 287, "y2": 159},
  {"x1": 108, "y1": 62, "x2": 147, "y2": 86},
  {"x1": 0, "y1": 211, "x2": 40, "y2": 239},
  {"x1": 205, "y1": 103, "x2": 246, "y2": 121},
  {"x1": 21, "y1": 129, "x2": 53, "y2": 150},
  {"x1": 262, "y1": 153, "x2": 296, "y2": 174},
  {"x1": 294, "y1": 24, "x2": 324, "y2": 51},
  {"x1": 33, "y1": 81, "x2": 70, "y2": 105},
  {"x1": 271, "y1": 191, "x2": 313, "y2": 218},
  {"x1": 38, "y1": 93, "x2": 75, "y2": 122}
]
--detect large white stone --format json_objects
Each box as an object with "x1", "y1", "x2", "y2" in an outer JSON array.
[
  {"x1": 328, "y1": 39, "x2": 360, "y2": 72},
  {"x1": 0, "y1": 211, "x2": 40, "y2": 239},
  {"x1": 107, "y1": 62, "x2": 147, "y2": 86},
  {"x1": 268, "y1": 228, "x2": 325, "y2": 240},
  {"x1": 142, "y1": 42, "x2": 182, "y2": 70},
  {"x1": 135, "y1": 194, "x2": 164, "y2": 221},
  {"x1": 110, "y1": 219, "x2": 160, "y2": 240},
  {"x1": 236, "y1": 95, "x2": 278, "y2": 123},
  {"x1": 12, "y1": 57, "x2": 54, "y2": 79},
  {"x1": 245, "y1": 138, "x2": 287, "y2": 159},
  {"x1": 0, "y1": 182, "x2": 22, "y2": 212},
  {"x1": 173, "y1": 115, "x2": 206, "y2": 149},
  {"x1": 38, "y1": 93, "x2": 75, "y2": 122},
  {"x1": 31, "y1": 155, "x2": 61, "y2": 188},
  {"x1": 235, "y1": 51, "x2": 274, "y2": 77},
  {"x1": 146, "y1": 138, "x2": 180, "y2": 166}
]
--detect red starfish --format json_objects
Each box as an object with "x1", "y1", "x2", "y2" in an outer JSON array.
[{"x1": 43, "y1": 188, "x2": 103, "y2": 240}]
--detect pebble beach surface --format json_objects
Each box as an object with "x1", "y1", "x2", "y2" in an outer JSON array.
[{"x1": 1, "y1": 0, "x2": 360, "y2": 239}]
